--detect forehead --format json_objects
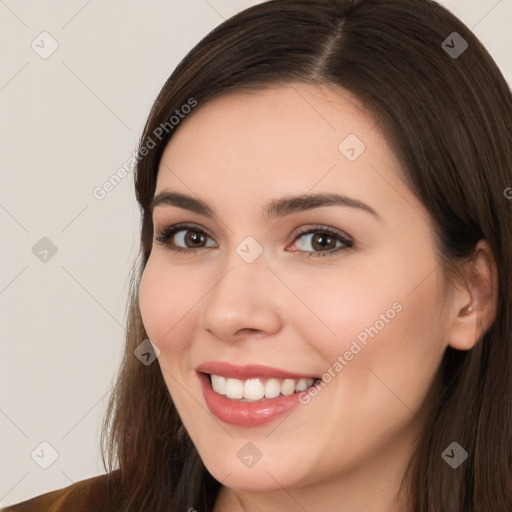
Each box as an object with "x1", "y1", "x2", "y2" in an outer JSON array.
[
  {"x1": 154, "y1": 83, "x2": 425, "y2": 224},
  {"x1": 161, "y1": 84, "x2": 381, "y2": 166}
]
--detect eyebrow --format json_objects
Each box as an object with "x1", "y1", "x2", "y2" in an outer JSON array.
[{"x1": 150, "y1": 191, "x2": 381, "y2": 221}]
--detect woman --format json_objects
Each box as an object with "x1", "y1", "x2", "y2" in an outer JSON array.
[{"x1": 3, "y1": 0, "x2": 511, "y2": 510}]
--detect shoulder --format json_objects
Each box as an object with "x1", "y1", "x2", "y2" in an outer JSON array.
[{"x1": 0, "y1": 470, "x2": 122, "y2": 512}]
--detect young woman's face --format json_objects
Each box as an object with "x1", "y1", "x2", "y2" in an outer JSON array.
[{"x1": 139, "y1": 84, "x2": 453, "y2": 501}]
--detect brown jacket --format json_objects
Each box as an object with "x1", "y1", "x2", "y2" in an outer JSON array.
[{"x1": 0, "y1": 471, "x2": 121, "y2": 512}]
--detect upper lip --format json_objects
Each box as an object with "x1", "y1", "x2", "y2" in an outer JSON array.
[{"x1": 196, "y1": 361, "x2": 319, "y2": 380}]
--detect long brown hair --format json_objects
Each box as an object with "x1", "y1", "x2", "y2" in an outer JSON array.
[{"x1": 100, "y1": 1, "x2": 512, "y2": 510}]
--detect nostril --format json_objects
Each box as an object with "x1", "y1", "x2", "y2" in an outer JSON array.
[{"x1": 234, "y1": 328, "x2": 262, "y2": 338}]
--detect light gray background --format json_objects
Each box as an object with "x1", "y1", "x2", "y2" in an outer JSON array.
[{"x1": 1, "y1": 0, "x2": 510, "y2": 507}]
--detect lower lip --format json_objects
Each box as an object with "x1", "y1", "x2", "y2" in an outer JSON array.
[{"x1": 198, "y1": 372, "x2": 305, "y2": 427}]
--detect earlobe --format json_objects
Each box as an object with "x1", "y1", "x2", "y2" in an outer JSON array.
[{"x1": 447, "y1": 240, "x2": 498, "y2": 351}]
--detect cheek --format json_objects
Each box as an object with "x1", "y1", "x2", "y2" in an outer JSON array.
[
  {"x1": 138, "y1": 259, "x2": 198, "y2": 352},
  {"x1": 308, "y1": 248, "x2": 447, "y2": 398},
  {"x1": 138, "y1": 262, "x2": 165, "y2": 342},
  {"x1": 301, "y1": 263, "x2": 404, "y2": 358}
]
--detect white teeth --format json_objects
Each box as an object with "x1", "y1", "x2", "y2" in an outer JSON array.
[
  {"x1": 302, "y1": 378, "x2": 315, "y2": 391},
  {"x1": 281, "y1": 379, "x2": 296, "y2": 396},
  {"x1": 264, "y1": 378, "x2": 281, "y2": 399},
  {"x1": 209, "y1": 374, "x2": 316, "y2": 400},
  {"x1": 295, "y1": 378, "x2": 309, "y2": 392},
  {"x1": 225, "y1": 378, "x2": 244, "y2": 399},
  {"x1": 244, "y1": 379, "x2": 265, "y2": 400},
  {"x1": 211, "y1": 374, "x2": 227, "y2": 395}
]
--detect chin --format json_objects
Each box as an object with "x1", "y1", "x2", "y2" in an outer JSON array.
[{"x1": 198, "y1": 447, "x2": 313, "y2": 492}]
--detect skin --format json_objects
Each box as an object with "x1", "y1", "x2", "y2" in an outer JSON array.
[{"x1": 138, "y1": 84, "x2": 497, "y2": 512}]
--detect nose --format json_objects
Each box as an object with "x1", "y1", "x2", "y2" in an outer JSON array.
[{"x1": 198, "y1": 252, "x2": 283, "y2": 343}]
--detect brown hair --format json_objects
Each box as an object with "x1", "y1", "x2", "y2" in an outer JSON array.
[{"x1": 100, "y1": 1, "x2": 512, "y2": 510}]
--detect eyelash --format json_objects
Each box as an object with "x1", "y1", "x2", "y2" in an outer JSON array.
[{"x1": 154, "y1": 223, "x2": 354, "y2": 258}]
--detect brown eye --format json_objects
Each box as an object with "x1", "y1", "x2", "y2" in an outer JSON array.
[
  {"x1": 291, "y1": 227, "x2": 353, "y2": 258},
  {"x1": 182, "y1": 230, "x2": 207, "y2": 248},
  {"x1": 155, "y1": 224, "x2": 216, "y2": 252}
]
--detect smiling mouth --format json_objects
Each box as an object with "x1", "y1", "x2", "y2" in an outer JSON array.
[{"x1": 203, "y1": 372, "x2": 321, "y2": 402}]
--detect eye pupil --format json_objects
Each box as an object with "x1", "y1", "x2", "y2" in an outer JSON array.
[
  {"x1": 185, "y1": 231, "x2": 205, "y2": 247},
  {"x1": 312, "y1": 234, "x2": 335, "y2": 251}
]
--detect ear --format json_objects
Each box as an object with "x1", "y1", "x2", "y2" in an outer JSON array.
[{"x1": 447, "y1": 239, "x2": 499, "y2": 351}]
